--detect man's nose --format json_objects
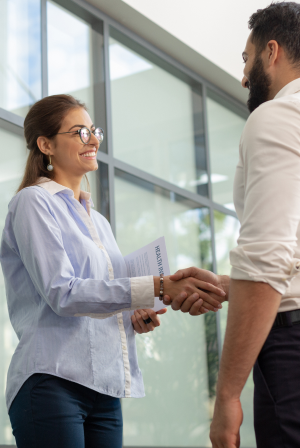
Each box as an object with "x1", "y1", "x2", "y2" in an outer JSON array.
[{"x1": 241, "y1": 75, "x2": 249, "y2": 89}]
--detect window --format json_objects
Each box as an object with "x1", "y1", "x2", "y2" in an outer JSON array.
[
  {"x1": 109, "y1": 32, "x2": 208, "y2": 197},
  {"x1": 47, "y1": 0, "x2": 107, "y2": 203},
  {"x1": 47, "y1": 1, "x2": 107, "y2": 154},
  {"x1": 115, "y1": 170, "x2": 212, "y2": 446},
  {"x1": 214, "y1": 210, "x2": 255, "y2": 447},
  {"x1": 0, "y1": 124, "x2": 27, "y2": 444},
  {"x1": 207, "y1": 90, "x2": 247, "y2": 209},
  {"x1": 47, "y1": 1, "x2": 94, "y2": 109},
  {"x1": 0, "y1": 0, "x2": 41, "y2": 117}
]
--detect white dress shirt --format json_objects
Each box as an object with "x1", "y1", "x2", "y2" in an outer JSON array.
[
  {"x1": 0, "y1": 178, "x2": 154, "y2": 410},
  {"x1": 230, "y1": 78, "x2": 300, "y2": 313}
]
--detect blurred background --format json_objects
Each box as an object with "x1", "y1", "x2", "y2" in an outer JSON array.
[{"x1": 0, "y1": 0, "x2": 280, "y2": 446}]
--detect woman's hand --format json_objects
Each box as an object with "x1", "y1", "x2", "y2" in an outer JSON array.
[
  {"x1": 131, "y1": 308, "x2": 167, "y2": 334},
  {"x1": 162, "y1": 267, "x2": 229, "y2": 316},
  {"x1": 154, "y1": 273, "x2": 227, "y2": 316}
]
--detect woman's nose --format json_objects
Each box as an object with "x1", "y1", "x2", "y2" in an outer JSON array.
[{"x1": 90, "y1": 132, "x2": 99, "y2": 147}]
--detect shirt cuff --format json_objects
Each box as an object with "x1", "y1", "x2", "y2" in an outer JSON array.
[
  {"x1": 230, "y1": 249, "x2": 300, "y2": 295},
  {"x1": 130, "y1": 276, "x2": 155, "y2": 310}
]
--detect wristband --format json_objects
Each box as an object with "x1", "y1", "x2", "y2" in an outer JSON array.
[{"x1": 159, "y1": 274, "x2": 164, "y2": 301}]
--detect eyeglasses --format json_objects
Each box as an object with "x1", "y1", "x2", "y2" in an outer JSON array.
[{"x1": 56, "y1": 127, "x2": 104, "y2": 145}]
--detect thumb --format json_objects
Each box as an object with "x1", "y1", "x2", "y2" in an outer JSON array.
[
  {"x1": 169, "y1": 270, "x2": 185, "y2": 281},
  {"x1": 169, "y1": 268, "x2": 193, "y2": 281},
  {"x1": 156, "y1": 308, "x2": 167, "y2": 315}
]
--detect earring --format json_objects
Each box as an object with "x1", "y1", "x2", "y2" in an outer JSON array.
[{"x1": 47, "y1": 155, "x2": 53, "y2": 172}]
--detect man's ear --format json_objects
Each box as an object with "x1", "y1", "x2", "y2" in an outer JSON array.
[
  {"x1": 266, "y1": 40, "x2": 279, "y2": 67},
  {"x1": 37, "y1": 136, "x2": 53, "y2": 156}
]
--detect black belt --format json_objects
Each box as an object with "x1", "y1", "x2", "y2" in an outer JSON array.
[{"x1": 273, "y1": 309, "x2": 300, "y2": 329}]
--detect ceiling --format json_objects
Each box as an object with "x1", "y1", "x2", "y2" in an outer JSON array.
[
  {"x1": 86, "y1": 0, "x2": 294, "y2": 105},
  {"x1": 86, "y1": 0, "x2": 249, "y2": 104}
]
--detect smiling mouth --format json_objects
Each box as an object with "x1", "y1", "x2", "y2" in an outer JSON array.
[{"x1": 80, "y1": 150, "x2": 97, "y2": 158}]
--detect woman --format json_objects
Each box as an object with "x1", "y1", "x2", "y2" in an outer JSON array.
[{"x1": 0, "y1": 94, "x2": 224, "y2": 448}]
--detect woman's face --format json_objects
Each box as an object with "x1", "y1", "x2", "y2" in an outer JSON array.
[{"x1": 49, "y1": 107, "x2": 100, "y2": 177}]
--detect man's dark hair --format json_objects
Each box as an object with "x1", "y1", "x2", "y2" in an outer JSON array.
[{"x1": 249, "y1": 2, "x2": 300, "y2": 66}]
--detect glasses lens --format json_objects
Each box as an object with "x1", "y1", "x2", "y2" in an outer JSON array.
[
  {"x1": 80, "y1": 127, "x2": 90, "y2": 144},
  {"x1": 94, "y1": 128, "x2": 104, "y2": 144}
]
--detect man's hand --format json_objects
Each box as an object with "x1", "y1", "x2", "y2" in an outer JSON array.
[
  {"x1": 210, "y1": 397, "x2": 243, "y2": 448},
  {"x1": 131, "y1": 308, "x2": 167, "y2": 334},
  {"x1": 163, "y1": 267, "x2": 230, "y2": 315},
  {"x1": 210, "y1": 280, "x2": 281, "y2": 447}
]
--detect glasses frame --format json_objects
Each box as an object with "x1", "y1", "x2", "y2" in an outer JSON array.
[{"x1": 56, "y1": 127, "x2": 104, "y2": 145}]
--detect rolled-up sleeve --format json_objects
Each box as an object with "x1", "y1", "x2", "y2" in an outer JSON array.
[
  {"x1": 9, "y1": 188, "x2": 154, "y2": 318},
  {"x1": 230, "y1": 99, "x2": 300, "y2": 294}
]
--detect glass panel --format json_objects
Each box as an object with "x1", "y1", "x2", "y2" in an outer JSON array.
[
  {"x1": 47, "y1": 1, "x2": 107, "y2": 154},
  {"x1": 48, "y1": 1, "x2": 105, "y2": 203},
  {"x1": 96, "y1": 162, "x2": 110, "y2": 222},
  {"x1": 81, "y1": 170, "x2": 98, "y2": 216},
  {"x1": 214, "y1": 210, "x2": 256, "y2": 447},
  {"x1": 84, "y1": 162, "x2": 109, "y2": 221},
  {"x1": 109, "y1": 34, "x2": 208, "y2": 196},
  {"x1": 115, "y1": 169, "x2": 213, "y2": 447},
  {"x1": 0, "y1": 125, "x2": 27, "y2": 444},
  {"x1": 207, "y1": 91, "x2": 247, "y2": 209},
  {"x1": 0, "y1": 0, "x2": 41, "y2": 117}
]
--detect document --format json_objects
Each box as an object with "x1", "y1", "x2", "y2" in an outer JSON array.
[{"x1": 124, "y1": 237, "x2": 170, "y2": 312}]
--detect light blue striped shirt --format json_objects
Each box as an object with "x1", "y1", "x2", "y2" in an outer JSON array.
[{"x1": 0, "y1": 178, "x2": 154, "y2": 410}]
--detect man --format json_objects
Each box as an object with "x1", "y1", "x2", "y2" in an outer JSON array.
[{"x1": 164, "y1": 2, "x2": 300, "y2": 447}]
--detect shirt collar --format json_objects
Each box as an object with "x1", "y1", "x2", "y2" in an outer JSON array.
[
  {"x1": 274, "y1": 78, "x2": 300, "y2": 100},
  {"x1": 37, "y1": 177, "x2": 94, "y2": 212}
]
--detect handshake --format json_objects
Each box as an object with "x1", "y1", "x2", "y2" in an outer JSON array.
[
  {"x1": 132, "y1": 267, "x2": 230, "y2": 334},
  {"x1": 154, "y1": 267, "x2": 230, "y2": 316}
]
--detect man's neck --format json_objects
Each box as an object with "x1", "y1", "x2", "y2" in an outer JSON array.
[{"x1": 269, "y1": 71, "x2": 300, "y2": 100}]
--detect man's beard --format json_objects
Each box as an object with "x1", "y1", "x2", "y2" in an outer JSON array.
[{"x1": 247, "y1": 55, "x2": 272, "y2": 113}]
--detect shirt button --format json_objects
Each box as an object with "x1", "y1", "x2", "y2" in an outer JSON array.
[{"x1": 122, "y1": 345, "x2": 126, "y2": 350}]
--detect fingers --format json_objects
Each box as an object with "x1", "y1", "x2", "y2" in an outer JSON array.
[
  {"x1": 172, "y1": 292, "x2": 200, "y2": 311},
  {"x1": 131, "y1": 313, "x2": 144, "y2": 334},
  {"x1": 191, "y1": 278, "x2": 226, "y2": 298},
  {"x1": 144, "y1": 309, "x2": 160, "y2": 327},
  {"x1": 163, "y1": 292, "x2": 187, "y2": 307},
  {"x1": 163, "y1": 292, "x2": 219, "y2": 314},
  {"x1": 134, "y1": 310, "x2": 150, "y2": 333},
  {"x1": 131, "y1": 309, "x2": 161, "y2": 334},
  {"x1": 156, "y1": 308, "x2": 167, "y2": 315},
  {"x1": 196, "y1": 289, "x2": 223, "y2": 311},
  {"x1": 189, "y1": 300, "x2": 208, "y2": 316},
  {"x1": 180, "y1": 295, "x2": 203, "y2": 313},
  {"x1": 140, "y1": 309, "x2": 156, "y2": 331},
  {"x1": 169, "y1": 267, "x2": 198, "y2": 281},
  {"x1": 163, "y1": 295, "x2": 172, "y2": 306}
]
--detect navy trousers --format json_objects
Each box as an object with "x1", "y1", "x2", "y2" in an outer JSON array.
[
  {"x1": 254, "y1": 321, "x2": 300, "y2": 447},
  {"x1": 9, "y1": 374, "x2": 123, "y2": 448}
]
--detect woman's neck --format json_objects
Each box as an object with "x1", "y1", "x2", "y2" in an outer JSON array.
[{"x1": 53, "y1": 173, "x2": 83, "y2": 201}]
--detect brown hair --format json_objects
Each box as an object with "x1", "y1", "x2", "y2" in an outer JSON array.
[{"x1": 17, "y1": 94, "x2": 87, "y2": 192}]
